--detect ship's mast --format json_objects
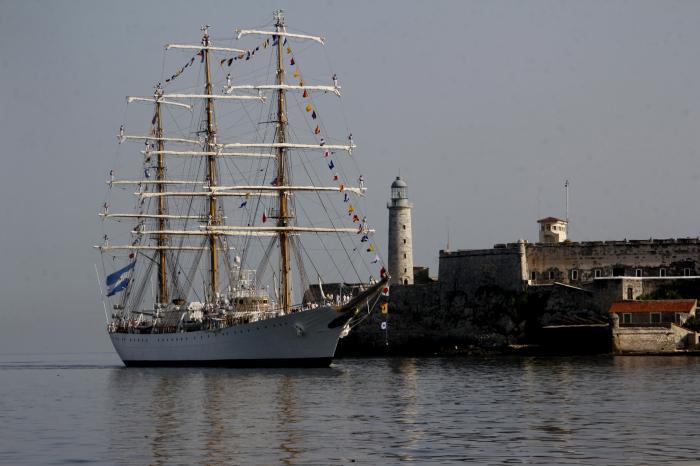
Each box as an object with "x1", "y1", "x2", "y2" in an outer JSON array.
[
  {"x1": 154, "y1": 86, "x2": 168, "y2": 305},
  {"x1": 202, "y1": 25, "x2": 219, "y2": 301},
  {"x1": 274, "y1": 10, "x2": 292, "y2": 313}
]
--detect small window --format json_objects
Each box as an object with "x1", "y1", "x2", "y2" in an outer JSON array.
[
  {"x1": 540, "y1": 225, "x2": 545, "y2": 231},
  {"x1": 403, "y1": 225, "x2": 406, "y2": 230},
  {"x1": 403, "y1": 253, "x2": 406, "y2": 259},
  {"x1": 594, "y1": 269, "x2": 602, "y2": 278},
  {"x1": 546, "y1": 224, "x2": 551, "y2": 231},
  {"x1": 404, "y1": 268, "x2": 407, "y2": 273},
  {"x1": 659, "y1": 268, "x2": 667, "y2": 277},
  {"x1": 403, "y1": 279, "x2": 408, "y2": 285},
  {"x1": 635, "y1": 269, "x2": 642, "y2": 277},
  {"x1": 650, "y1": 312, "x2": 661, "y2": 324},
  {"x1": 403, "y1": 239, "x2": 406, "y2": 244},
  {"x1": 613, "y1": 267, "x2": 625, "y2": 277},
  {"x1": 675, "y1": 313, "x2": 684, "y2": 324},
  {"x1": 548, "y1": 270, "x2": 554, "y2": 280},
  {"x1": 571, "y1": 269, "x2": 578, "y2": 281},
  {"x1": 684, "y1": 268, "x2": 691, "y2": 276},
  {"x1": 530, "y1": 271, "x2": 537, "y2": 280},
  {"x1": 622, "y1": 313, "x2": 632, "y2": 324},
  {"x1": 627, "y1": 287, "x2": 634, "y2": 300}
]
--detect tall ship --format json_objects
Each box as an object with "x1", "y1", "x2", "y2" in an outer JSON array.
[{"x1": 96, "y1": 11, "x2": 389, "y2": 367}]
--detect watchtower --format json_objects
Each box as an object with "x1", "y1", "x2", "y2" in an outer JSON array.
[{"x1": 387, "y1": 176, "x2": 414, "y2": 285}]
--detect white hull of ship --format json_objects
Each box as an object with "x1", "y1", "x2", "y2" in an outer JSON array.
[{"x1": 109, "y1": 306, "x2": 348, "y2": 367}]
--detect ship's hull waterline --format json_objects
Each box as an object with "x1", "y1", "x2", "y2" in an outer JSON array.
[{"x1": 109, "y1": 306, "x2": 348, "y2": 367}]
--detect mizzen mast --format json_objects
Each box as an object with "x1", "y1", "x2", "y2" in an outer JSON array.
[
  {"x1": 274, "y1": 10, "x2": 292, "y2": 313},
  {"x1": 202, "y1": 25, "x2": 220, "y2": 300}
]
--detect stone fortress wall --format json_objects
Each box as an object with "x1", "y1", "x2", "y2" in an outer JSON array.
[{"x1": 439, "y1": 238, "x2": 700, "y2": 290}]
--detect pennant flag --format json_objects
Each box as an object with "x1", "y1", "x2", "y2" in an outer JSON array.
[
  {"x1": 220, "y1": 58, "x2": 227, "y2": 66},
  {"x1": 303, "y1": 89, "x2": 308, "y2": 98},
  {"x1": 314, "y1": 125, "x2": 321, "y2": 135},
  {"x1": 255, "y1": 46, "x2": 259, "y2": 51},
  {"x1": 106, "y1": 261, "x2": 136, "y2": 287},
  {"x1": 238, "y1": 53, "x2": 245, "y2": 59},
  {"x1": 263, "y1": 39, "x2": 269, "y2": 48},
  {"x1": 361, "y1": 234, "x2": 369, "y2": 242},
  {"x1": 380, "y1": 266, "x2": 387, "y2": 278},
  {"x1": 287, "y1": 46, "x2": 292, "y2": 54},
  {"x1": 339, "y1": 184, "x2": 344, "y2": 192},
  {"x1": 311, "y1": 110, "x2": 317, "y2": 119},
  {"x1": 380, "y1": 321, "x2": 387, "y2": 330},
  {"x1": 380, "y1": 303, "x2": 388, "y2": 315},
  {"x1": 197, "y1": 50, "x2": 204, "y2": 62},
  {"x1": 246, "y1": 51, "x2": 251, "y2": 60},
  {"x1": 262, "y1": 212, "x2": 267, "y2": 223},
  {"x1": 228, "y1": 58, "x2": 233, "y2": 66},
  {"x1": 381, "y1": 285, "x2": 390, "y2": 296},
  {"x1": 165, "y1": 78, "x2": 171, "y2": 82},
  {"x1": 320, "y1": 138, "x2": 326, "y2": 146},
  {"x1": 190, "y1": 57, "x2": 195, "y2": 65},
  {"x1": 239, "y1": 200, "x2": 247, "y2": 208},
  {"x1": 324, "y1": 150, "x2": 330, "y2": 157},
  {"x1": 270, "y1": 177, "x2": 279, "y2": 186},
  {"x1": 333, "y1": 173, "x2": 339, "y2": 181},
  {"x1": 128, "y1": 252, "x2": 135, "y2": 259},
  {"x1": 348, "y1": 203, "x2": 354, "y2": 214},
  {"x1": 343, "y1": 193, "x2": 349, "y2": 202},
  {"x1": 144, "y1": 168, "x2": 150, "y2": 178},
  {"x1": 328, "y1": 160, "x2": 335, "y2": 170},
  {"x1": 294, "y1": 70, "x2": 299, "y2": 78},
  {"x1": 290, "y1": 58, "x2": 295, "y2": 66},
  {"x1": 367, "y1": 243, "x2": 374, "y2": 252},
  {"x1": 372, "y1": 255, "x2": 380, "y2": 264},
  {"x1": 152, "y1": 113, "x2": 157, "y2": 125},
  {"x1": 299, "y1": 79, "x2": 304, "y2": 87},
  {"x1": 107, "y1": 278, "x2": 130, "y2": 297},
  {"x1": 283, "y1": 38, "x2": 287, "y2": 45},
  {"x1": 272, "y1": 36, "x2": 279, "y2": 46},
  {"x1": 353, "y1": 214, "x2": 360, "y2": 223},
  {"x1": 305, "y1": 103, "x2": 312, "y2": 112}
]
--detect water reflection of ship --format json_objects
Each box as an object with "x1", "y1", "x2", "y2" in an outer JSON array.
[
  {"x1": 277, "y1": 375, "x2": 301, "y2": 465},
  {"x1": 108, "y1": 366, "x2": 343, "y2": 464}
]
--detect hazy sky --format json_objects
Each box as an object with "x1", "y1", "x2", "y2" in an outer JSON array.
[{"x1": 2, "y1": 0, "x2": 700, "y2": 354}]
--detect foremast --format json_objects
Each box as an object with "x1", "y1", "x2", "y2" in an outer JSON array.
[
  {"x1": 274, "y1": 11, "x2": 292, "y2": 313},
  {"x1": 202, "y1": 25, "x2": 220, "y2": 301}
]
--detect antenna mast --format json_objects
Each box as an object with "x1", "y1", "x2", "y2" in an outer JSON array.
[
  {"x1": 154, "y1": 85, "x2": 168, "y2": 304},
  {"x1": 564, "y1": 179, "x2": 569, "y2": 223},
  {"x1": 202, "y1": 25, "x2": 219, "y2": 301},
  {"x1": 274, "y1": 10, "x2": 292, "y2": 313}
]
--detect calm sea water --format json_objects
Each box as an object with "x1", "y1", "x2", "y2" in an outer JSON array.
[{"x1": 1, "y1": 353, "x2": 700, "y2": 465}]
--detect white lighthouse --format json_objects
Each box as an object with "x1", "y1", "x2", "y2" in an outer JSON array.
[{"x1": 387, "y1": 176, "x2": 414, "y2": 285}]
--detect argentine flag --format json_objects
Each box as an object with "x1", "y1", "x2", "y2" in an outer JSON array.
[{"x1": 106, "y1": 261, "x2": 135, "y2": 297}]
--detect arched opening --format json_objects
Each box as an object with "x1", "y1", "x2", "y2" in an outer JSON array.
[{"x1": 403, "y1": 279, "x2": 408, "y2": 285}]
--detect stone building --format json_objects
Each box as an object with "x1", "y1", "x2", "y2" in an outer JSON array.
[
  {"x1": 609, "y1": 299, "x2": 696, "y2": 326},
  {"x1": 387, "y1": 176, "x2": 414, "y2": 285},
  {"x1": 538, "y1": 217, "x2": 568, "y2": 243},
  {"x1": 439, "y1": 218, "x2": 700, "y2": 291}
]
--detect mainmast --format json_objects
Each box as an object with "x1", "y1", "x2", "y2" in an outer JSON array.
[
  {"x1": 202, "y1": 25, "x2": 219, "y2": 301},
  {"x1": 154, "y1": 86, "x2": 168, "y2": 305},
  {"x1": 274, "y1": 10, "x2": 292, "y2": 313}
]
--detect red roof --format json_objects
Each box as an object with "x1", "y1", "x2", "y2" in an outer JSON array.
[
  {"x1": 609, "y1": 299, "x2": 696, "y2": 314},
  {"x1": 537, "y1": 216, "x2": 567, "y2": 224}
]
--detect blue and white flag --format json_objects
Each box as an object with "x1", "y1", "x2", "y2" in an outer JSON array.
[
  {"x1": 107, "y1": 278, "x2": 130, "y2": 297},
  {"x1": 106, "y1": 261, "x2": 135, "y2": 287}
]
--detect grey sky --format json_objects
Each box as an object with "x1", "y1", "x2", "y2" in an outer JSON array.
[{"x1": 2, "y1": 0, "x2": 700, "y2": 354}]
